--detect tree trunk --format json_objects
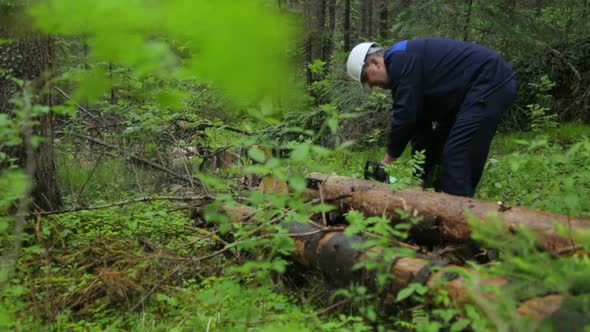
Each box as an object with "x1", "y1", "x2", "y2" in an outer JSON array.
[
  {"x1": 359, "y1": 0, "x2": 375, "y2": 39},
  {"x1": 534, "y1": 0, "x2": 543, "y2": 17},
  {"x1": 343, "y1": 0, "x2": 351, "y2": 51},
  {"x1": 324, "y1": 0, "x2": 337, "y2": 71},
  {"x1": 304, "y1": 1, "x2": 313, "y2": 85},
  {"x1": 306, "y1": 0, "x2": 327, "y2": 83},
  {"x1": 0, "y1": 8, "x2": 61, "y2": 210},
  {"x1": 359, "y1": 0, "x2": 368, "y2": 38},
  {"x1": 303, "y1": 173, "x2": 590, "y2": 254},
  {"x1": 367, "y1": 0, "x2": 374, "y2": 38},
  {"x1": 378, "y1": 0, "x2": 389, "y2": 40},
  {"x1": 33, "y1": 105, "x2": 60, "y2": 210},
  {"x1": 463, "y1": 0, "x2": 474, "y2": 41}
]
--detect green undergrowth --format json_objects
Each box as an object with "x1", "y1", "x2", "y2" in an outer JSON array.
[
  {"x1": 477, "y1": 123, "x2": 590, "y2": 216},
  {"x1": 56, "y1": 151, "x2": 166, "y2": 205},
  {"x1": 1, "y1": 201, "x2": 351, "y2": 331}
]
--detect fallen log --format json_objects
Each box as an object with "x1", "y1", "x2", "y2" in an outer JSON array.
[
  {"x1": 303, "y1": 173, "x2": 590, "y2": 253},
  {"x1": 216, "y1": 204, "x2": 570, "y2": 325}
]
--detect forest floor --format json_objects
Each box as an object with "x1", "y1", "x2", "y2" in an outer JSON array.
[{"x1": 3, "y1": 123, "x2": 590, "y2": 331}]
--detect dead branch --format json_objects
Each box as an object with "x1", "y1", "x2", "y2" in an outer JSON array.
[
  {"x1": 191, "y1": 119, "x2": 252, "y2": 136},
  {"x1": 315, "y1": 298, "x2": 352, "y2": 316},
  {"x1": 129, "y1": 240, "x2": 245, "y2": 312},
  {"x1": 54, "y1": 87, "x2": 107, "y2": 126},
  {"x1": 38, "y1": 195, "x2": 215, "y2": 216},
  {"x1": 547, "y1": 47, "x2": 582, "y2": 81},
  {"x1": 304, "y1": 193, "x2": 351, "y2": 205},
  {"x1": 198, "y1": 146, "x2": 233, "y2": 171},
  {"x1": 56, "y1": 131, "x2": 205, "y2": 188},
  {"x1": 76, "y1": 147, "x2": 108, "y2": 199}
]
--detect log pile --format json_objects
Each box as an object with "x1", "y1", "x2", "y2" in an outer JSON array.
[
  {"x1": 303, "y1": 173, "x2": 590, "y2": 255},
  {"x1": 219, "y1": 203, "x2": 568, "y2": 323},
  {"x1": 201, "y1": 172, "x2": 590, "y2": 326}
]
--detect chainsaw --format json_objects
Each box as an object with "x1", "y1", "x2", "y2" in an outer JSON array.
[{"x1": 364, "y1": 161, "x2": 396, "y2": 183}]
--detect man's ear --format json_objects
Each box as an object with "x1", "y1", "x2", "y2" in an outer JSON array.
[{"x1": 370, "y1": 56, "x2": 385, "y2": 69}]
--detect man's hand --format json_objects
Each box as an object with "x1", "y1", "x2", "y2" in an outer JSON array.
[{"x1": 381, "y1": 153, "x2": 395, "y2": 165}]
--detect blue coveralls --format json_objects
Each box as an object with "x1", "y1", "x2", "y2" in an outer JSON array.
[{"x1": 384, "y1": 38, "x2": 517, "y2": 197}]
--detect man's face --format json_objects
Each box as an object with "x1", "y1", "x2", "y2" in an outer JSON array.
[{"x1": 361, "y1": 57, "x2": 391, "y2": 90}]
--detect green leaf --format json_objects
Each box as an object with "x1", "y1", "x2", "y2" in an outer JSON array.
[
  {"x1": 0, "y1": 114, "x2": 10, "y2": 126},
  {"x1": 288, "y1": 175, "x2": 306, "y2": 192},
  {"x1": 366, "y1": 307, "x2": 377, "y2": 322},
  {"x1": 271, "y1": 259, "x2": 287, "y2": 273},
  {"x1": 72, "y1": 66, "x2": 111, "y2": 104},
  {"x1": 396, "y1": 287, "x2": 415, "y2": 302},
  {"x1": 51, "y1": 105, "x2": 76, "y2": 116},
  {"x1": 0, "y1": 170, "x2": 29, "y2": 210},
  {"x1": 310, "y1": 145, "x2": 331, "y2": 157},
  {"x1": 30, "y1": 135, "x2": 45, "y2": 149},
  {"x1": 0, "y1": 217, "x2": 10, "y2": 234},
  {"x1": 450, "y1": 319, "x2": 471, "y2": 332},
  {"x1": 290, "y1": 144, "x2": 309, "y2": 162},
  {"x1": 23, "y1": 245, "x2": 43, "y2": 254},
  {"x1": 248, "y1": 147, "x2": 267, "y2": 163},
  {"x1": 308, "y1": 59, "x2": 326, "y2": 74},
  {"x1": 327, "y1": 117, "x2": 338, "y2": 133},
  {"x1": 155, "y1": 89, "x2": 186, "y2": 110},
  {"x1": 415, "y1": 283, "x2": 428, "y2": 295},
  {"x1": 219, "y1": 222, "x2": 231, "y2": 235},
  {"x1": 0, "y1": 306, "x2": 14, "y2": 328}
]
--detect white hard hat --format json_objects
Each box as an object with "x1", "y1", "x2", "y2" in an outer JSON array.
[{"x1": 346, "y1": 42, "x2": 379, "y2": 88}]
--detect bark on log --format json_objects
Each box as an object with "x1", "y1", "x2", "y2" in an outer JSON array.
[
  {"x1": 218, "y1": 204, "x2": 567, "y2": 323},
  {"x1": 303, "y1": 173, "x2": 590, "y2": 253}
]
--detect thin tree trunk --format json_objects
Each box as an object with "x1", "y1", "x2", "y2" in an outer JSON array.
[
  {"x1": 463, "y1": 0, "x2": 474, "y2": 41},
  {"x1": 535, "y1": 0, "x2": 543, "y2": 17},
  {"x1": 367, "y1": 0, "x2": 374, "y2": 38},
  {"x1": 378, "y1": 0, "x2": 389, "y2": 39},
  {"x1": 343, "y1": 0, "x2": 351, "y2": 51},
  {"x1": 317, "y1": 0, "x2": 327, "y2": 63},
  {"x1": 305, "y1": 1, "x2": 313, "y2": 84},
  {"x1": 360, "y1": 0, "x2": 368, "y2": 38},
  {"x1": 109, "y1": 62, "x2": 116, "y2": 105},
  {"x1": 306, "y1": 0, "x2": 326, "y2": 83},
  {"x1": 324, "y1": 0, "x2": 336, "y2": 71}
]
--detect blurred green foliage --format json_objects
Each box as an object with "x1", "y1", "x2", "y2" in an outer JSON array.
[{"x1": 30, "y1": 0, "x2": 299, "y2": 109}]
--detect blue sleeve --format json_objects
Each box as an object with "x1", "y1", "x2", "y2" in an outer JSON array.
[{"x1": 387, "y1": 52, "x2": 424, "y2": 158}]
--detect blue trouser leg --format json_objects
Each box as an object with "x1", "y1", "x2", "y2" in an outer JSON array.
[{"x1": 440, "y1": 79, "x2": 517, "y2": 197}]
